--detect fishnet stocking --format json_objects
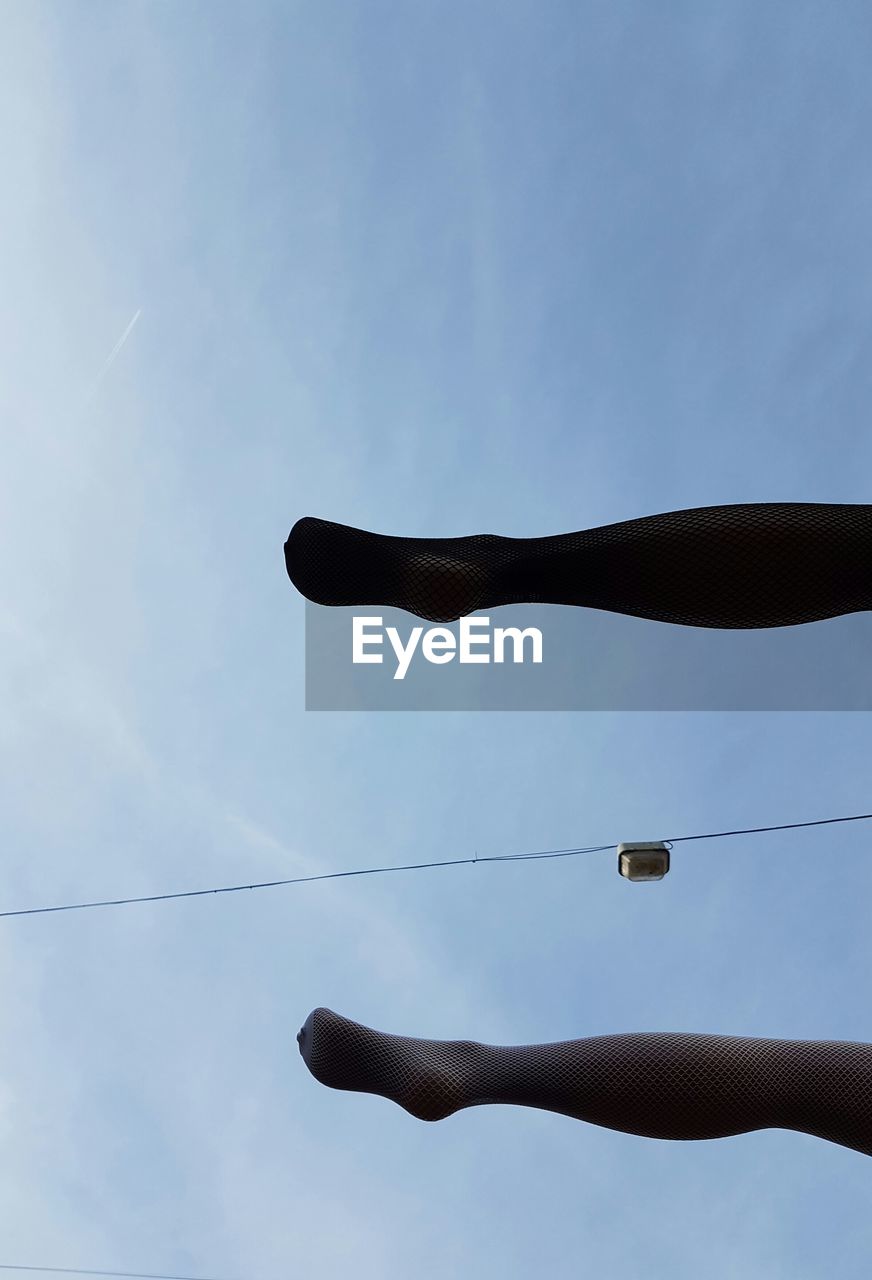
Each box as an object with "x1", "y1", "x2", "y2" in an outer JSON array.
[
  {"x1": 298, "y1": 1007, "x2": 872, "y2": 1156},
  {"x1": 285, "y1": 503, "x2": 872, "y2": 627}
]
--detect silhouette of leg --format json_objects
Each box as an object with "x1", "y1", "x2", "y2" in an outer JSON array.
[
  {"x1": 298, "y1": 1007, "x2": 872, "y2": 1156},
  {"x1": 285, "y1": 503, "x2": 872, "y2": 627}
]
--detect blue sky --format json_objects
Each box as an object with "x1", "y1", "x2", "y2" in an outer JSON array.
[{"x1": 2, "y1": 2, "x2": 872, "y2": 1276}]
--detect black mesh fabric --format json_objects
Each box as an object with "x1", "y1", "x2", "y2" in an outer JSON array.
[
  {"x1": 284, "y1": 503, "x2": 872, "y2": 627},
  {"x1": 298, "y1": 1008, "x2": 872, "y2": 1156}
]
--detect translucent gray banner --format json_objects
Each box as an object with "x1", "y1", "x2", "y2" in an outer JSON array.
[{"x1": 304, "y1": 603, "x2": 872, "y2": 710}]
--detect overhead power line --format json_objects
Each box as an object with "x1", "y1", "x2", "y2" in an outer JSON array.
[
  {"x1": 664, "y1": 812, "x2": 872, "y2": 843},
  {"x1": 0, "y1": 1267, "x2": 233, "y2": 1280},
  {"x1": 1, "y1": 811, "x2": 870, "y2": 923}
]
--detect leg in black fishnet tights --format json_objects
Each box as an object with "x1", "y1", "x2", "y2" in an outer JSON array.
[
  {"x1": 284, "y1": 503, "x2": 872, "y2": 627},
  {"x1": 298, "y1": 1007, "x2": 872, "y2": 1157}
]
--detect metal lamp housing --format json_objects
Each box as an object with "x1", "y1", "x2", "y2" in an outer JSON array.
[{"x1": 617, "y1": 841, "x2": 670, "y2": 882}]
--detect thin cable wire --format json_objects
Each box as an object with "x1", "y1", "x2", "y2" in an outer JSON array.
[
  {"x1": 0, "y1": 850, "x2": 609, "y2": 920},
  {"x1": 0, "y1": 1267, "x2": 234, "y2": 1280},
  {"x1": 1, "y1": 812, "x2": 870, "y2": 923},
  {"x1": 663, "y1": 812, "x2": 872, "y2": 843}
]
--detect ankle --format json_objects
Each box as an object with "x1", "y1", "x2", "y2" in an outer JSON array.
[{"x1": 399, "y1": 1037, "x2": 478, "y2": 1122}]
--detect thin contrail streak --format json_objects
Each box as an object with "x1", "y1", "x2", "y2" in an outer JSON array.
[{"x1": 83, "y1": 308, "x2": 142, "y2": 405}]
